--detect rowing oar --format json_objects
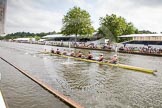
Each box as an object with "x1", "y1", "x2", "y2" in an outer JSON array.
[{"x1": 0, "y1": 57, "x2": 84, "y2": 108}]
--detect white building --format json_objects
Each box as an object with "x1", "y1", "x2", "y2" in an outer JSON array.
[
  {"x1": 119, "y1": 34, "x2": 162, "y2": 48},
  {"x1": 13, "y1": 38, "x2": 35, "y2": 43},
  {"x1": 119, "y1": 34, "x2": 162, "y2": 41}
]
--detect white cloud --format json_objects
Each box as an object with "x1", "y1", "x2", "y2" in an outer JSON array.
[
  {"x1": 91, "y1": 0, "x2": 162, "y2": 33},
  {"x1": 6, "y1": 0, "x2": 63, "y2": 33},
  {"x1": 5, "y1": 0, "x2": 162, "y2": 34}
]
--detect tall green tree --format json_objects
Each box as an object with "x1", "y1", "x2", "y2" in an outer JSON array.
[
  {"x1": 61, "y1": 6, "x2": 94, "y2": 42},
  {"x1": 98, "y1": 14, "x2": 137, "y2": 42}
]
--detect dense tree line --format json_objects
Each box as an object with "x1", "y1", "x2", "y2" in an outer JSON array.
[
  {"x1": 1, "y1": 31, "x2": 56, "y2": 40},
  {"x1": 138, "y1": 30, "x2": 157, "y2": 34},
  {"x1": 0, "y1": 36, "x2": 4, "y2": 40}
]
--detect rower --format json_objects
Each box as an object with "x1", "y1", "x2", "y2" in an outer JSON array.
[
  {"x1": 87, "y1": 52, "x2": 93, "y2": 59},
  {"x1": 76, "y1": 51, "x2": 82, "y2": 57},
  {"x1": 62, "y1": 49, "x2": 67, "y2": 55},
  {"x1": 56, "y1": 48, "x2": 61, "y2": 54},
  {"x1": 50, "y1": 48, "x2": 54, "y2": 53},
  {"x1": 70, "y1": 50, "x2": 75, "y2": 57},
  {"x1": 108, "y1": 54, "x2": 118, "y2": 64},
  {"x1": 81, "y1": 54, "x2": 86, "y2": 59},
  {"x1": 98, "y1": 54, "x2": 104, "y2": 61}
]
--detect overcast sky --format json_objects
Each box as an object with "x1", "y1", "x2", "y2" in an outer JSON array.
[{"x1": 6, "y1": 0, "x2": 162, "y2": 34}]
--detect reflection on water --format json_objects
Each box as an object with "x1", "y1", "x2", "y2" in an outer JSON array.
[{"x1": 0, "y1": 41, "x2": 162, "y2": 108}]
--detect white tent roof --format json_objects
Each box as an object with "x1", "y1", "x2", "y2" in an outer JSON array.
[
  {"x1": 43, "y1": 34, "x2": 75, "y2": 38},
  {"x1": 119, "y1": 34, "x2": 162, "y2": 38},
  {"x1": 14, "y1": 38, "x2": 30, "y2": 41}
]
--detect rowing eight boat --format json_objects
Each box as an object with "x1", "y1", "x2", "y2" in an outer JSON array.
[{"x1": 41, "y1": 52, "x2": 157, "y2": 74}]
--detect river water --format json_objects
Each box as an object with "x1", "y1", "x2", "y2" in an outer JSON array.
[{"x1": 0, "y1": 41, "x2": 162, "y2": 108}]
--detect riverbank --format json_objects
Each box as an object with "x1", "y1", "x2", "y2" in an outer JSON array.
[{"x1": 3, "y1": 40, "x2": 162, "y2": 57}]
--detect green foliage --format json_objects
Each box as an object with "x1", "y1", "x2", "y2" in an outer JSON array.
[
  {"x1": 0, "y1": 36, "x2": 4, "y2": 40},
  {"x1": 138, "y1": 30, "x2": 157, "y2": 34},
  {"x1": 124, "y1": 23, "x2": 137, "y2": 35},
  {"x1": 61, "y1": 6, "x2": 94, "y2": 40},
  {"x1": 3, "y1": 31, "x2": 56, "y2": 39},
  {"x1": 98, "y1": 14, "x2": 137, "y2": 42},
  {"x1": 34, "y1": 36, "x2": 41, "y2": 41}
]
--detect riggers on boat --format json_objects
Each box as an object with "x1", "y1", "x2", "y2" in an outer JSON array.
[{"x1": 41, "y1": 52, "x2": 157, "y2": 74}]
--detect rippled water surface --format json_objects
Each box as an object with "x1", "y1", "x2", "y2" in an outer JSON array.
[{"x1": 0, "y1": 41, "x2": 162, "y2": 108}]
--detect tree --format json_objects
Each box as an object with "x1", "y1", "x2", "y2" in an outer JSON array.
[
  {"x1": 3, "y1": 31, "x2": 56, "y2": 39},
  {"x1": 61, "y1": 6, "x2": 94, "y2": 42},
  {"x1": 34, "y1": 36, "x2": 41, "y2": 41},
  {"x1": 98, "y1": 14, "x2": 137, "y2": 42},
  {"x1": 138, "y1": 30, "x2": 156, "y2": 34},
  {"x1": 124, "y1": 22, "x2": 137, "y2": 35},
  {"x1": 0, "y1": 36, "x2": 4, "y2": 40}
]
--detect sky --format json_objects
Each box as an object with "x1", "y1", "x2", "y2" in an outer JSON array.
[{"x1": 5, "y1": 0, "x2": 162, "y2": 34}]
